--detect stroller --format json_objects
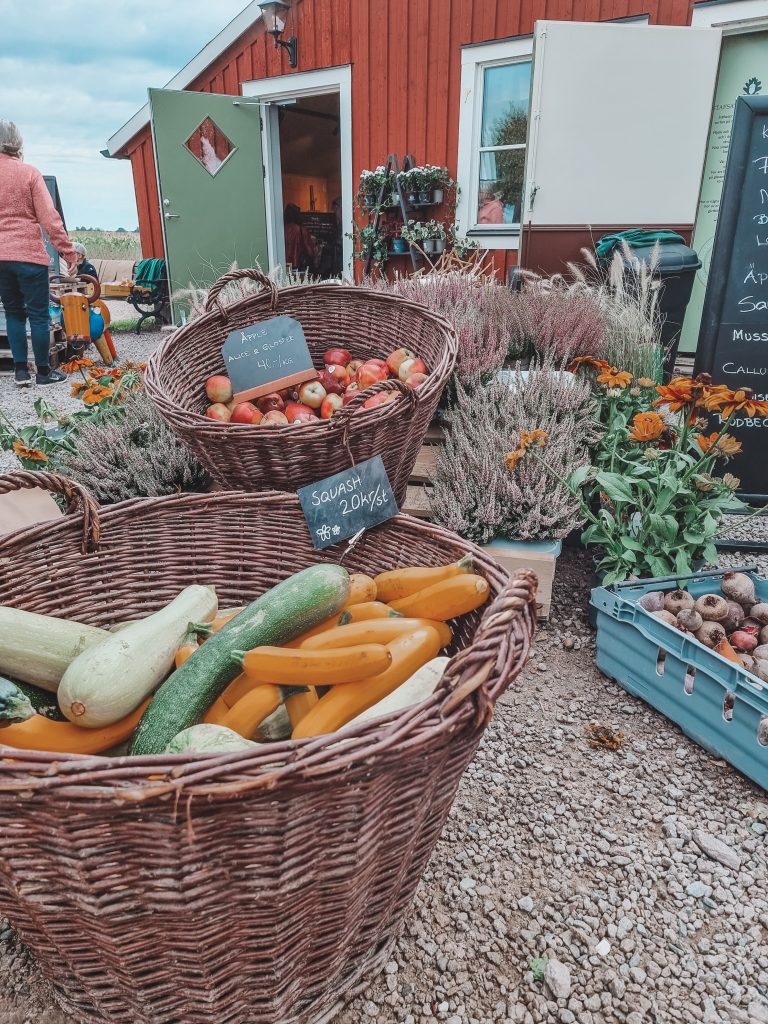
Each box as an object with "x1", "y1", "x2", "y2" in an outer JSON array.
[{"x1": 127, "y1": 258, "x2": 170, "y2": 333}]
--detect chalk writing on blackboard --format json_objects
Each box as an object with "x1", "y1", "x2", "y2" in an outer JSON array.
[
  {"x1": 297, "y1": 456, "x2": 398, "y2": 550},
  {"x1": 221, "y1": 314, "x2": 316, "y2": 402}
]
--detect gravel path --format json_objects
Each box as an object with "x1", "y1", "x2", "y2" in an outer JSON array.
[
  {"x1": 1, "y1": 547, "x2": 766, "y2": 1024},
  {"x1": 0, "y1": 300, "x2": 164, "y2": 474}
]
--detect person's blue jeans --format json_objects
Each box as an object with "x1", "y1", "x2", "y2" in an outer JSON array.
[{"x1": 0, "y1": 261, "x2": 51, "y2": 369}]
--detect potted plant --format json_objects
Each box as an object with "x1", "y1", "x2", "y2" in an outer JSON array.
[
  {"x1": 357, "y1": 166, "x2": 389, "y2": 209},
  {"x1": 450, "y1": 226, "x2": 481, "y2": 259},
  {"x1": 380, "y1": 216, "x2": 407, "y2": 254},
  {"x1": 398, "y1": 168, "x2": 420, "y2": 206},
  {"x1": 354, "y1": 222, "x2": 388, "y2": 267},
  {"x1": 422, "y1": 220, "x2": 447, "y2": 255},
  {"x1": 400, "y1": 220, "x2": 428, "y2": 253}
]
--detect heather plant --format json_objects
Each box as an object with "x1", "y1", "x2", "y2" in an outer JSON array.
[
  {"x1": 508, "y1": 277, "x2": 607, "y2": 362},
  {"x1": 375, "y1": 270, "x2": 523, "y2": 382},
  {"x1": 59, "y1": 393, "x2": 209, "y2": 504},
  {"x1": 430, "y1": 356, "x2": 598, "y2": 543}
]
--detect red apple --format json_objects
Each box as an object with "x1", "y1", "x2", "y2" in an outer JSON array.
[
  {"x1": 256, "y1": 392, "x2": 285, "y2": 414},
  {"x1": 262, "y1": 410, "x2": 289, "y2": 427},
  {"x1": 324, "y1": 347, "x2": 351, "y2": 367},
  {"x1": 398, "y1": 357, "x2": 427, "y2": 382},
  {"x1": 347, "y1": 358, "x2": 364, "y2": 375},
  {"x1": 285, "y1": 401, "x2": 318, "y2": 424},
  {"x1": 356, "y1": 360, "x2": 390, "y2": 390},
  {"x1": 298, "y1": 380, "x2": 327, "y2": 409},
  {"x1": 320, "y1": 393, "x2": 344, "y2": 419},
  {"x1": 205, "y1": 403, "x2": 231, "y2": 422},
  {"x1": 231, "y1": 402, "x2": 262, "y2": 424},
  {"x1": 405, "y1": 372, "x2": 429, "y2": 389},
  {"x1": 362, "y1": 392, "x2": 391, "y2": 411},
  {"x1": 279, "y1": 386, "x2": 299, "y2": 402},
  {"x1": 318, "y1": 367, "x2": 345, "y2": 395},
  {"x1": 386, "y1": 348, "x2": 415, "y2": 375},
  {"x1": 205, "y1": 375, "x2": 233, "y2": 404},
  {"x1": 342, "y1": 383, "x2": 360, "y2": 406}
]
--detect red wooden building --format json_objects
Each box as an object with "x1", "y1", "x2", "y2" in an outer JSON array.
[{"x1": 106, "y1": 0, "x2": 768, "y2": 319}]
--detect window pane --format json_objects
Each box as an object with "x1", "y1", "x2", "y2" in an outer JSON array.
[
  {"x1": 480, "y1": 62, "x2": 531, "y2": 147},
  {"x1": 477, "y1": 150, "x2": 525, "y2": 225}
]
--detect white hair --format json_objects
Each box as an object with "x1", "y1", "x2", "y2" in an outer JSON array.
[
  {"x1": 74, "y1": 242, "x2": 87, "y2": 256},
  {"x1": 0, "y1": 121, "x2": 23, "y2": 157}
]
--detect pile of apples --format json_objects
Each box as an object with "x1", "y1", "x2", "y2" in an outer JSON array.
[{"x1": 204, "y1": 346, "x2": 429, "y2": 426}]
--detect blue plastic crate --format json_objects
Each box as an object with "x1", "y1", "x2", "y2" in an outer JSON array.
[{"x1": 591, "y1": 565, "x2": 768, "y2": 790}]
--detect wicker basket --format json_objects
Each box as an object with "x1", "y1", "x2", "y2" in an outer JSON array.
[
  {"x1": 0, "y1": 472, "x2": 536, "y2": 1024},
  {"x1": 144, "y1": 269, "x2": 457, "y2": 500}
]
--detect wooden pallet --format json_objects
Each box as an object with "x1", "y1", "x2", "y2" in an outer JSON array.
[{"x1": 402, "y1": 420, "x2": 556, "y2": 619}]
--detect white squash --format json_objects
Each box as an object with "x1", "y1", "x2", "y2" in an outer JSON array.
[
  {"x1": 0, "y1": 607, "x2": 108, "y2": 692},
  {"x1": 347, "y1": 656, "x2": 450, "y2": 726},
  {"x1": 58, "y1": 585, "x2": 218, "y2": 727},
  {"x1": 166, "y1": 723, "x2": 260, "y2": 755}
]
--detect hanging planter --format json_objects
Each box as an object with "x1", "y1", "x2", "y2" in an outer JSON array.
[{"x1": 391, "y1": 238, "x2": 408, "y2": 254}]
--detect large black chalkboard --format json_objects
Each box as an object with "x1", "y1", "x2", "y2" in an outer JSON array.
[
  {"x1": 221, "y1": 314, "x2": 316, "y2": 403},
  {"x1": 297, "y1": 456, "x2": 398, "y2": 550},
  {"x1": 696, "y1": 95, "x2": 768, "y2": 499}
]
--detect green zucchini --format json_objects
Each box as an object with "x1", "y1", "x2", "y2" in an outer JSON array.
[
  {"x1": 131, "y1": 564, "x2": 350, "y2": 755},
  {"x1": 0, "y1": 677, "x2": 36, "y2": 724}
]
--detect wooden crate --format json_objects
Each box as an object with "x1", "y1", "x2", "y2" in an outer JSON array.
[
  {"x1": 102, "y1": 283, "x2": 132, "y2": 298},
  {"x1": 401, "y1": 420, "x2": 558, "y2": 619}
]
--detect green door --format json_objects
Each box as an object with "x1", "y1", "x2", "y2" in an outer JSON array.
[{"x1": 149, "y1": 88, "x2": 268, "y2": 323}]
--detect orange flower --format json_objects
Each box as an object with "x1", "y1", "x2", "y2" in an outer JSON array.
[
  {"x1": 637, "y1": 377, "x2": 657, "y2": 389},
  {"x1": 505, "y1": 429, "x2": 548, "y2": 472},
  {"x1": 82, "y1": 384, "x2": 114, "y2": 406},
  {"x1": 70, "y1": 381, "x2": 88, "y2": 397},
  {"x1": 60, "y1": 357, "x2": 94, "y2": 374},
  {"x1": 12, "y1": 441, "x2": 48, "y2": 462},
  {"x1": 566, "y1": 356, "x2": 611, "y2": 373},
  {"x1": 697, "y1": 432, "x2": 743, "y2": 458},
  {"x1": 654, "y1": 376, "x2": 695, "y2": 411},
  {"x1": 702, "y1": 387, "x2": 768, "y2": 419},
  {"x1": 695, "y1": 432, "x2": 718, "y2": 454},
  {"x1": 597, "y1": 367, "x2": 632, "y2": 389},
  {"x1": 629, "y1": 411, "x2": 665, "y2": 442}
]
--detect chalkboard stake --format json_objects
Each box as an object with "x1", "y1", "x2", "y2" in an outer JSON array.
[
  {"x1": 232, "y1": 367, "x2": 317, "y2": 405},
  {"x1": 221, "y1": 313, "x2": 318, "y2": 404}
]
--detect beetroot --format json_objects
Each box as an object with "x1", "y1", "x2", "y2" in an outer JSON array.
[
  {"x1": 721, "y1": 571, "x2": 756, "y2": 609},
  {"x1": 651, "y1": 610, "x2": 677, "y2": 626},
  {"x1": 751, "y1": 659, "x2": 768, "y2": 684},
  {"x1": 749, "y1": 603, "x2": 768, "y2": 625},
  {"x1": 722, "y1": 600, "x2": 745, "y2": 634},
  {"x1": 741, "y1": 653, "x2": 756, "y2": 673},
  {"x1": 638, "y1": 591, "x2": 665, "y2": 613},
  {"x1": 664, "y1": 589, "x2": 694, "y2": 615},
  {"x1": 761, "y1": 625, "x2": 768, "y2": 645},
  {"x1": 731, "y1": 630, "x2": 758, "y2": 653},
  {"x1": 695, "y1": 594, "x2": 729, "y2": 622},
  {"x1": 753, "y1": 644, "x2": 768, "y2": 661},
  {"x1": 695, "y1": 621, "x2": 726, "y2": 649},
  {"x1": 676, "y1": 609, "x2": 703, "y2": 632},
  {"x1": 741, "y1": 617, "x2": 761, "y2": 634}
]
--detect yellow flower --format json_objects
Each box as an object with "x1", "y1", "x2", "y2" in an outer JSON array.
[
  {"x1": 12, "y1": 441, "x2": 48, "y2": 462},
  {"x1": 637, "y1": 377, "x2": 657, "y2": 389},
  {"x1": 597, "y1": 368, "x2": 633, "y2": 389},
  {"x1": 505, "y1": 430, "x2": 548, "y2": 472}
]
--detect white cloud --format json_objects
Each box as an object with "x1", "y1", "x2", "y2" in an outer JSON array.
[{"x1": 1, "y1": 1, "x2": 250, "y2": 230}]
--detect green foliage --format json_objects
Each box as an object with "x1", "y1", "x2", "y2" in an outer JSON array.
[{"x1": 70, "y1": 230, "x2": 142, "y2": 260}]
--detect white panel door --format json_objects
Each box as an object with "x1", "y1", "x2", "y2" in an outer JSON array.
[{"x1": 522, "y1": 22, "x2": 722, "y2": 227}]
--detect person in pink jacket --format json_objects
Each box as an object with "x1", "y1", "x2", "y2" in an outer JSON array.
[{"x1": 0, "y1": 121, "x2": 78, "y2": 387}]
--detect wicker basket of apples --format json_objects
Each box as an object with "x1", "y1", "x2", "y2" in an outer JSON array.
[{"x1": 145, "y1": 269, "x2": 456, "y2": 499}]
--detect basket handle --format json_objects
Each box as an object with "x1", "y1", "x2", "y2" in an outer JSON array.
[
  {"x1": 0, "y1": 471, "x2": 100, "y2": 553},
  {"x1": 203, "y1": 268, "x2": 279, "y2": 319},
  {"x1": 440, "y1": 569, "x2": 538, "y2": 724},
  {"x1": 331, "y1": 378, "x2": 419, "y2": 467}
]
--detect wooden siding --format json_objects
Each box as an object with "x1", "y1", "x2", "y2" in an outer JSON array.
[{"x1": 120, "y1": 0, "x2": 694, "y2": 264}]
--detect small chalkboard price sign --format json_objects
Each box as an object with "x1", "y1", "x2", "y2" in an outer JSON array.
[
  {"x1": 696, "y1": 95, "x2": 768, "y2": 499},
  {"x1": 221, "y1": 314, "x2": 316, "y2": 403},
  {"x1": 297, "y1": 456, "x2": 398, "y2": 550}
]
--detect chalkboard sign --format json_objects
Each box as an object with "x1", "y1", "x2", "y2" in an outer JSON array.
[
  {"x1": 221, "y1": 314, "x2": 316, "y2": 403},
  {"x1": 696, "y1": 95, "x2": 768, "y2": 499},
  {"x1": 297, "y1": 456, "x2": 398, "y2": 550}
]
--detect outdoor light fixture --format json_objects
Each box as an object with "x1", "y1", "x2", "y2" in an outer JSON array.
[{"x1": 258, "y1": 1, "x2": 298, "y2": 67}]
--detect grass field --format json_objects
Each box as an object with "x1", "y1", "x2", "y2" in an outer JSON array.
[{"x1": 71, "y1": 229, "x2": 142, "y2": 261}]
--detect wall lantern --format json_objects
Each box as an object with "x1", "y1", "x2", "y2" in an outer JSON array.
[{"x1": 258, "y1": 1, "x2": 298, "y2": 68}]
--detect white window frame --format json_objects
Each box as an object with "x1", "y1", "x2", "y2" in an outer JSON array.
[
  {"x1": 691, "y1": 0, "x2": 768, "y2": 31},
  {"x1": 242, "y1": 65, "x2": 353, "y2": 278},
  {"x1": 456, "y1": 37, "x2": 533, "y2": 250}
]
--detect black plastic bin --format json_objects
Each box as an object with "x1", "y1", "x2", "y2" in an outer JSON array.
[{"x1": 597, "y1": 232, "x2": 701, "y2": 380}]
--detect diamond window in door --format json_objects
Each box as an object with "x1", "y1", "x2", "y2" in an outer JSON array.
[{"x1": 184, "y1": 116, "x2": 237, "y2": 175}]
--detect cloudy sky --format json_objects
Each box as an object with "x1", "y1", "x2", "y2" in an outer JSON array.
[{"x1": 1, "y1": 0, "x2": 249, "y2": 229}]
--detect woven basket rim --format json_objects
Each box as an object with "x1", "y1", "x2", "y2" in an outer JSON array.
[
  {"x1": 144, "y1": 278, "x2": 457, "y2": 435},
  {"x1": 0, "y1": 476, "x2": 537, "y2": 802}
]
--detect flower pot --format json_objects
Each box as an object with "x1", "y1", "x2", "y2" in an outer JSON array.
[
  {"x1": 418, "y1": 190, "x2": 433, "y2": 204},
  {"x1": 432, "y1": 239, "x2": 446, "y2": 255},
  {"x1": 392, "y1": 239, "x2": 408, "y2": 254},
  {"x1": 423, "y1": 238, "x2": 437, "y2": 254},
  {"x1": 406, "y1": 191, "x2": 419, "y2": 205},
  {"x1": 480, "y1": 537, "x2": 562, "y2": 620},
  {"x1": 363, "y1": 194, "x2": 377, "y2": 209},
  {"x1": 433, "y1": 188, "x2": 444, "y2": 204}
]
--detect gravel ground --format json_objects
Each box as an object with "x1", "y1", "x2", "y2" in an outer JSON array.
[
  {"x1": 0, "y1": 300, "x2": 165, "y2": 474},
  {"x1": 1, "y1": 547, "x2": 767, "y2": 1024}
]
